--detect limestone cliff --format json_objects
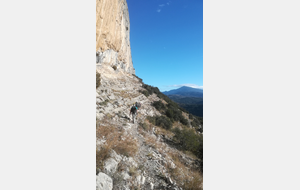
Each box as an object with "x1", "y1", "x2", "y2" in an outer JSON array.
[{"x1": 96, "y1": 0, "x2": 135, "y2": 74}]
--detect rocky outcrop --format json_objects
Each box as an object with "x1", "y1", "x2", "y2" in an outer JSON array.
[
  {"x1": 96, "y1": 0, "x2": 135, "y2": 74},
  {"x1": 96, "y1": 172, "x2": 113, "y2": 190}
]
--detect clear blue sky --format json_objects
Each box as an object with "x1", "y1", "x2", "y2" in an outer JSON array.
[{"x1": 127, "y1": 0, "x2": 203, "y2": 92}]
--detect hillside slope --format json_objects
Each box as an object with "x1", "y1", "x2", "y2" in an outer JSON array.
[
  {"x1": 163, "y1": 87, "x2": 203, "y2": 117},
  {"x1": 96, "y1": 0, "x2": 203, "y2": 189},
  {"x1": 96, "y1": 73, "x2": 203, "y2": 190}
]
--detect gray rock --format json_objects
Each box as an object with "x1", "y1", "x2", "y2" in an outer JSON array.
[
  {"x1": 141, "y1": 175, "x2": 146, "y2": 185},
  {"x1": 96, "y1": 172, "x2": 113, "y2": 190},
  {"x1": 121, "y1": 171, "x2": 131, "y2": 180},
  {"x1": 104, "y1": 158, "x2": 118, "y2": 175},
  {"x1": 108, "y1": 94, "x2": 115, "y2": 100},
  {"x1": 110, "y1": 150, "x2": 122, "y2": 163},
  {"x1": 150, "y1": 182, "x2": 154, "y2": 190}
]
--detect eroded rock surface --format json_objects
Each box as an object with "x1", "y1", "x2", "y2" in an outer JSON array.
[{"x1": 96, "y1": 0, "x2": 134, "y2": 74}]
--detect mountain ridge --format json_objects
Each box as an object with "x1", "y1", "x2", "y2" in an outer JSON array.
[{"x1": 163, "y1": 86, "x2": 203, "y2": 98}]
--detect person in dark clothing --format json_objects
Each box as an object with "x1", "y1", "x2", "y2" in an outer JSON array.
[{"x1": 130, "y1": 104, "x2": 138, "y2": 124}]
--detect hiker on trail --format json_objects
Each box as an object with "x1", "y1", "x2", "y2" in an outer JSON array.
[
  {"x1": 135, "y1": 102, "x2": 141, "y2": 109},
  {"x1": 130, "y1": 104, "x2": 138, "y2": 124}
]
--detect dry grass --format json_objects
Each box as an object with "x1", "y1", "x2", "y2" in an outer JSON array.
[
  {"x1": 96, "y1": 120, "x2": 139, "y2": 172},
  {"x1": 155, "y1": 127, "x2": 174, "y2": 139},
  {"x1": 167, "y1": 151, "x2": 203, "y2": 190},
  {"x1": 145, "y1": 135, "x2": 157, "y2": 149},
  {"x1": 172, "y1": 121, "x2": 184, "y2": 130},
  {"x1": 182, "y1": 172, "x2": 203, "y2": 190},
  {"x1": 114, "y1": 135, "x2": 139, "y2": 157},
  {"x1": 119, "y1": 90, "x2": 131, "y2": 99},
  {"x1": 128, "y1": 166, "x2": 138, "y2": 177},
  {"x1": 182, "y1": 112, "x2": 190, "y2": 121}
]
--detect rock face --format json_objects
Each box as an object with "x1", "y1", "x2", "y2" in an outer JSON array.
[{"x1": 96, "y1": 0, "x2": 135, "y2": 74}]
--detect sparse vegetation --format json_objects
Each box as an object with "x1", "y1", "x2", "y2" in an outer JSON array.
[
  {"x1": 172, "y1": 127, "x2": 203, "y2": 162},
  {"x1": 99, "y1": 99, "x2": 109, "y2": 106},
  {"x1": 96, "y1": 118, "x2": 139, "y2": 173},
  {"x1": 128, "y1": 167, "x2": 137, "y2": 177},
  {"x1": 145, "y1": 135, "x2": 157, "y2": 149},
  {"x1": 147, "y1": 115, "x2": 172, "y2": 130},
  {"x1": 151, "y1": 100, "x2": 166, "y2": 111},
  {"x1": 96, "y1": 71, "x2": 101, "y2": 88},
  {"x1": 139, "y1": 122, "x2": 149, "y2": 131},
  {"x1": 167, "y1": 151, "x2": 203, "y2": 190},
  {"x1": 95, "y1": 72, "x2": 203, "y2": 189},
  {"x1": 140, "y1": 90, "x2": 149, "y2": 97},
  {"x1": 132, "y1": 74, "x2": 143, "y2": 83}
]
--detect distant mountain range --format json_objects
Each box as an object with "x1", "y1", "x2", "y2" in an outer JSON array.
[
  {"x1": 163, "y1": 86, "x2": 203, "y2": 97},
  {"x1": 163, "y1": 86, "x2": 203, "y2": 117}
]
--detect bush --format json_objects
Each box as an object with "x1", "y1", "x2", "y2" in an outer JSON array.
[
  {"x1": 147, "y1": 115, "x2": 172, "y2": 130},
  {"x1": 140, "y1": 90, "x2": 149, "y2": 97},
  {"x1": 173, "y1": 128, "x2": 203, "y2": 160},
  {"x1": 191, "y1": 117, "x2": 203, "y2": 131},
  {"x1": 156, "y1": 115, "x2": 172, "y2": 130},
  {"x1": 180, "y1": 117, "x2": 188, "y2": 125},
  {"x1": 99, "y1": 99, "x2": 109, "y2": 106},
  {"x1": 96, "y1": 71, "x2": 101, "y2": 88},
  {"x1": 152, "y1": 101, "x2": 166, "y2": 111},
  {"x1": 166, "y1": 109, "x2": 173, "y2": 118},
  {"x1": 147, "y1": 116, "x2": 156, "y2": 125}
]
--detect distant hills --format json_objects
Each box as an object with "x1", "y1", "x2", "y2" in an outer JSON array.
[
  {"x1": 163, "y1": 86, "x2": 203, "y2": 117},
  {"x1": 163, "y1": 86, "x2": 203, "y2": 97}
]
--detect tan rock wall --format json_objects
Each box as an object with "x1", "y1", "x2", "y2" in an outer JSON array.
[{"x1": 96, "y1": 0, "x2": 134, "y2": 74}]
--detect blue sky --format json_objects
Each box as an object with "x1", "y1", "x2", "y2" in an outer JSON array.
[{"x1": 127, "y1": 0, "x2": 203, "y2": 92}]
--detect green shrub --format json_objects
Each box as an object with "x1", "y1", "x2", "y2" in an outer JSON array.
[
  {"x1": 96, "y1": 71, "x2": 101, "y2": 88},
  {"x1": 166, "y1": 109, "x2": 174, "y2": 118},
  {"x1": 140, "y1": 90, "x2": 149, "y2": 97},
  {"x1": 152, "y1": 101, "x2": 166, "y2": 111},
  {"x1": 99, "y1": 99, "x2": 109, "y2": 106},
  {"x1": 180, "y1": 117, "x2": 188, "y2": 126},
  {"x1": 147, "y1": 115, "x2": 172, "y2": 130},
  {"x1": 172, "y1": 128, "x2": 203, "y2": 160},
  {"x1": 155, "y1": 115, "x2": 172, "y2": 130},
  {"x1": 147, "y1": 116, "x2": 156, "y2": 125}
]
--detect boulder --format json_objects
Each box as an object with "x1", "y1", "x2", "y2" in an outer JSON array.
[
  {"x1": 104, "y1": 158, "x2": 118, "y2": 175},
  {"x1": 96, "y1": 172, "x2": 113, "y2": 190}
]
